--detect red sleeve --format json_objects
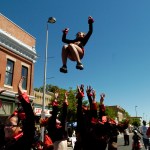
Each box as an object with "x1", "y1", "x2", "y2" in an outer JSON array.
[
  {"x1": 146, "y1": 127, "x2": 150, "y2": 137},
  {"x1": 44, "y1": 135, "x2": 53, "y2": 146},
  {"x1": 18, "y1": 92, "x2": 30, "y2": 103},
  {"x1": 76, "y1": 91, "x2": 84, "y2": 99},
  {"x1": 100, "y1": 104, "x2": 106, "y2": 112},
  {"x1": 91, "y1": 102, "x2": 97, "y2": 110}
]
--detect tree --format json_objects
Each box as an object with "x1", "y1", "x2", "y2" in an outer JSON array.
[
  {"x1": 105, "y1": 107, "x2": 116, "y2": 119},
  {"x1": 124, "y1": 111, "x2": 130, "y2": 119},
  {"x1": 130, "y1": 118, "x2": 141, "y2": 127}
]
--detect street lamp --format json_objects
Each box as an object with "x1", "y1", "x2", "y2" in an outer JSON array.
[
  {"x1": 135, "y1": 106, "x2": 138, "y2": 117},
  {"x1": 41, "y1": 17, "x2": 56, "y2": 143}
]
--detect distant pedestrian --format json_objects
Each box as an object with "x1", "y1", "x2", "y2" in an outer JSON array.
[
  {"x1": 132, "y1": 130, "x2": 142, "y2": 150},
  {"x1": 123, "y1": 128, "x2": 130, "y2": 145},
  {"x1": 140, "y1": 120, "x2": 150, "y2": 149},
  {"x1": 146, "y1": 122, "x2": 150, "y2": 150}
]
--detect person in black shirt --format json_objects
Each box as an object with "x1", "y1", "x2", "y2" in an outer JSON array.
[
  {"x1": 60, "y1": 16, "x2": 94, "y2": 73},
  {"x1": 0, "y1": 77, "x2": 35, "y2": 150}
]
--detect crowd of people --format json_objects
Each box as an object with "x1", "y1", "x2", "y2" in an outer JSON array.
[
  {"x1": 4, "y1": 79, "x2": 150, "y2": 150},
  {"x1": 0, "y1": 78, "x2": 130, "y2": 150},
  {"x1": 1, "y1": 14, "x2": 150, "y2": 150}
]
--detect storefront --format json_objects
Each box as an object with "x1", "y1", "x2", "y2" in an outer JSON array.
[
  {"x1": 0, "y1": 94, "x2": 15, "y2": 122},
  {"x1": 34, "y1": 107, "x2": 51, "y2": 117}
]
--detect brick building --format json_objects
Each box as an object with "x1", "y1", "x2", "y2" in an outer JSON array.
[
  {"x1": 33, "y1": 91, "x2": 54, "y2": 117},
  {"x1": 0, "y1": 13, "x2": 37, "y2": 119},
  {"x1": 106, "y1": 105, "x2": 126, "y2": 122}
]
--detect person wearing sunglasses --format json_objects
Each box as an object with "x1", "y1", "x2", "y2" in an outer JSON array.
[
  {"x1": 0, "y1": 77, "x2": 35, "y2": 150},
  {"x1": 60, "y1": 16, "x2": 94, "y2": 73}
]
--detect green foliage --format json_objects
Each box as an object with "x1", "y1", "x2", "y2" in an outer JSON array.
[
  {"x1": 57, "y1": 88, "x2": 78, "y2": 122},
  {"x1": 34, "y1": 84, "x2": 59, "y2": 93},
  {"x1": 124, "y1": 111, "x2": 130, "y2": 118},
  {"x1": 34, "y1": 84, "x2": 132, "y2": 124},
  {"x1": 36, "y1": 84, "x2": 78, "y2": 122},
  {"x1": 34, "y1": 88, "x2": 40, "y2": 92},
  {"x1": 130, "y1": 118, "x2": 141, "y2": 127},
  {"x1": 105, "y1": 107, "x2": 116, "y2": 119}
]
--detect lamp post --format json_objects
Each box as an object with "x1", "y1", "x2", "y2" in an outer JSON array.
[
  {"x1": 135, "y1": 106, "x2": 138, "y2": 117},
  {"x1": 41, "y1": 17, "x2": 56, "y2": 142}
]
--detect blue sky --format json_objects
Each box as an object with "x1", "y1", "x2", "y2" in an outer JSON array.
[{"x1": 1, "y1": 0, "x2": 150, "y2": 121}]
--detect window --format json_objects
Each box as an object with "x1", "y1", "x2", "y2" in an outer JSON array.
[
  {"x1": 0, "y1": 101, "x2": 13, "y2": 115},
  {"x1": 5, "y1": 59, "x2": 14, "y2": 86},
  {"x1": 21, "y1": 66, "x2": 28, "y2": 90}
]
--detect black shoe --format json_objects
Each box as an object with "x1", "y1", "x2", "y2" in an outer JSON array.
[
  {"x1": 76, "y1": 63, "x2": 84, "y2": 70},
  {"x1": 60, "y1": 66, "x2": 67, "y2": 73}
]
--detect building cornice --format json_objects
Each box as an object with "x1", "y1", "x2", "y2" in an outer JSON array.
[
  {"x1": 0, "y1": 13, "x2": 35, "y2": 40},
  {"x1": 0, "y1": 29, "x2": 38, "y2": 63},
  {"x1": 0, "y1": 91, "x2": 34, "y2": 101}
]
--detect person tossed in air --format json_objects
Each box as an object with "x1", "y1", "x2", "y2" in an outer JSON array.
[{"x1": 60, "y1": 16, "x2": 94, "y2": 73}]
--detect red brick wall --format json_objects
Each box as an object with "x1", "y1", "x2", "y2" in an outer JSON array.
[
  {"x1": 0, "y1": 45, "x2": 34, "y2": 96},
  {"x1": 0, "y1": 14, "x2": 36, "y2": 48}
]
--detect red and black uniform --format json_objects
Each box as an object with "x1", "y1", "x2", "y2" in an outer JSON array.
[
  {"x1": 0, "y1": 92, "x2": 35, "y2": 150},
  {"x1": 74, "y1": 86, "x2": 129, "y2": 150},
  {"x1": 47, "y1": 101, "x2": 68, "y2": 143},
  {"x1": 62, "y1": 22, "x2": 93, "y2": 59},
  {"x1": 0, "y1": 123, "x2": 5, "y2": 148}
]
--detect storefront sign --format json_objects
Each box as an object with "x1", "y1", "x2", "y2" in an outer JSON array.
[{"x1": 34, "y1": 107, "x2": 51, "y2": 117}]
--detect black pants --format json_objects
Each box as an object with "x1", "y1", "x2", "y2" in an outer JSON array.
[{"x1": 124, "y1": 135, "x2": 129, "y2": 145}]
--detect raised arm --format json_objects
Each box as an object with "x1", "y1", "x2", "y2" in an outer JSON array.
[
  {"x1": 82, "y1": 16, "x2": 94, "y2": 46},
  {"x1": 86, "y1": 86, "x2": 93, "y2": 107},
  {"x1": 86, "y1": 86, "x2": 97, "y2": 120},
  {"x1": 49, "y1": 92, "x2": 59, "y2": 127},
  {"x1": 61, "y1": 91, "x2": 68, "y2": 130},
  {"x1": 99, "y1": 93, "x2": 106, "y2": 121},
  {"x1": 17, "y1": 77, "x2": 35, "y2": 143},
  {"x1": 76, "y1": 85, "x2": 84, "y2": 133},
  {"x1": 62, "y1": 28, "x2": 78, "y2": 44}
]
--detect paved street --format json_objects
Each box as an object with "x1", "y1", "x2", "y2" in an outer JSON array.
[
  {"x1": 114, "y1": 133, "x2": 145, "y2": 150},
  {"x1": 67, "y1": 133, "x2": 145, "y2": 150}
]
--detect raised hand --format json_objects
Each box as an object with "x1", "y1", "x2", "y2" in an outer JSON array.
[
  {"x1": 100, "y1": 93, "x2": 105, "y2": 98},
  {"x1": 86, "y1": 86, "x2": 93, "y2": 96},
  {"x1": 18, "y1": 77, "x2": 24, "y2": 95},
  {"x1": 100, "y1": 93, "x2": 105, "y2": 104},
  {"x1": 62, "y1": 28, "x2": 69, "y2": 34},
  {"x1": 80, "y1": 84, "x2": 84, "y2": 93},
  {"x1": 92, "y1": 90, "x2": 96, "y2": 101},
  {"x1": 54, "y1": 92, "x2": 59, "y2": 100},
  {"x1": 51, "y1": 92, "x2": 59, "y2": 106},
  {"x1": 77, "y1": 85, "x2": 81, "y2": 93},
  {"x1": 17, "y1": 77, "x2": 30, "y2": 103},
  {"x1": 88, "y1": 16, "x2": 94, "y2": 24},
  {"x1": 76, "y1": 85, "x2": 84, "y2": 98},
  {"x1": 64, "y1": 91, "x2": 69, "y2": 105},
  {"x1": 64, "y1": 91, "x2": 68, "y2": 99}
]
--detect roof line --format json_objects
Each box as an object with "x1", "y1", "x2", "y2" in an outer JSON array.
[{"x1": 0, "y1": 13, "x2": 36, "y2": 40}]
